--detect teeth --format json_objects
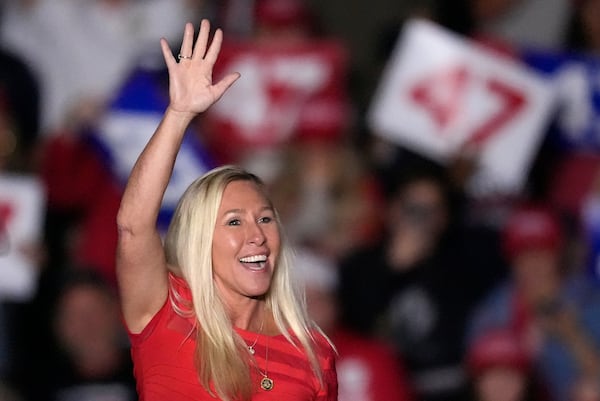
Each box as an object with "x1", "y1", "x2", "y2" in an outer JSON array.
[{"x1": 239, "y1": 255, "x2": 267, "y2": 263}]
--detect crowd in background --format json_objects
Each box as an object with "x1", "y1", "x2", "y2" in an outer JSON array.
[{"x1": 1, "y1": 0, "x2": 600, "y2": 401}]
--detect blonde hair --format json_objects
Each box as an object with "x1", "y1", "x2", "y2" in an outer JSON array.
[{"x1": 164, "y1": 165, "x2": 327, "y2": 401}]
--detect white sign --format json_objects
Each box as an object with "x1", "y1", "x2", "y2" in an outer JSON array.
[
  {"x1": 0, "y1": 174, "x2": 45, "y2": 301},
  {"x1": 205, "y1": 41, "x2": 348, "y2": 152},
  {"x1": 368, "y1": 19, "x2": 556, "y2": 195}
]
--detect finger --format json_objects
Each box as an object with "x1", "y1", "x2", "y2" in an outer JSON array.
[
  {"x1": 179, "y1": 22, "x2": 195, "y2": 59},
  {"x1": 160, "y1": 38, "x2": 177, "y2": 68},
  {"x1": 212, "y1": 72, "x2": 241, "y2": 100},
  {"x1": 204, "y1": 28, "x2": 223, "y2": 65},
  {"x1": 193, "y1": 19, "x2": 210, "y2": 59}
]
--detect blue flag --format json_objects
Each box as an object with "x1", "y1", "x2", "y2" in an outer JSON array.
[
  {"x1": 522, "y1": 49, "x2": 600, "y2": 150},
  {"x1": 92, "y1": 66, "x2": 215, "y2": 230}
]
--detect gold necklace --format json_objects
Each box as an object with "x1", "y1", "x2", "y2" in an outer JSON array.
[
  {"x1": 253, "y1": 334, "x2": 274, "y2": 391},
  {"x1": 247, "y1": 316, "x2": 265, "y2": 355}
]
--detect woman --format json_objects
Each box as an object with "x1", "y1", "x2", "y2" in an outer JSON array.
[{"x1": 116, "y1": 19, "x2": 337, "y2": 401}]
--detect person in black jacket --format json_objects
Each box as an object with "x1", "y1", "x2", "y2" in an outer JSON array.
[{"x1": 338, "y1": 160, "x2": 505, "y2": 401}]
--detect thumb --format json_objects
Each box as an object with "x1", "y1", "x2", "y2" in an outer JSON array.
[{"x1": 212, "y1": 72, "x2": 240, "y2": 101}]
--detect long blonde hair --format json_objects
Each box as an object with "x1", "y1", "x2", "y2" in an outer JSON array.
[{"x1": 164, "y1": 165, "x2": 327, "y2": 401}]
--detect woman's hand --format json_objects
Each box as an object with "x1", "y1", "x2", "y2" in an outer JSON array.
[{"x1": 160, "y1": 19, "x2": 240, "y2": 119}]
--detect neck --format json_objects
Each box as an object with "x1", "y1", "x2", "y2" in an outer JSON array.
[{"x1": 228, "y1": 299, "x2": 266, "y2": 332}]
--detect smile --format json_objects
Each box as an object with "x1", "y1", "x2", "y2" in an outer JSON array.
[{"x1": 239, "y1": 254, "x2": 268, "y2": 271}]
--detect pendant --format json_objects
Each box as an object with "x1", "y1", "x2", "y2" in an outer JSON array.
[
  {"x1": 248, "y1": 346, "x2": 255, "y2": 355},
  {"x1": 260, "y1": 376, "x2": 274, "y2": 391}
]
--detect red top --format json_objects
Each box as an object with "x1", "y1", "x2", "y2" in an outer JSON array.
[{"x1": 126, "y1": 275, "x2": 337, "y2": 401}]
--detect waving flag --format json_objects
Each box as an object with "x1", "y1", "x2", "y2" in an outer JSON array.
[{"x1": 93, "y1": 66, "x2": 215, "y2": 229}]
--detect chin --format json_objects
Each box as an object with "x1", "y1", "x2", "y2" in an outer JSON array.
[{"x1": 245, "y1": 283, "x2": 272, "y2": 299}]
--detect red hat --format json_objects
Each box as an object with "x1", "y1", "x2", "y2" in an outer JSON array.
[
  {"x1": 467, "y1": 329, "x2": 530, "y2": 375},
  {"x1": 502, "y1": 205, "x2": 563, "y2": 260},
  {"x1": 254, "y1": 0, "x2": 310, "y2": 29}
]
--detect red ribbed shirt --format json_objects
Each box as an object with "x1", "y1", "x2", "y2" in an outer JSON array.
[{"x1": 126, "y1": 275, "x2": 337, "y2": 400}]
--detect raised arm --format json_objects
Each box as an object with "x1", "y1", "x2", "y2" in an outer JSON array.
[{"x1": 116, "y1": 20, "x2": 239, "y2": 333}]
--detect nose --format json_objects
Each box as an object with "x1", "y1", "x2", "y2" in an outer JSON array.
[{"x1": 247, "y1": 221, "x2": 266, "y2": 246}]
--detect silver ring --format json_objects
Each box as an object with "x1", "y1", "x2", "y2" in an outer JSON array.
[{"x1": 178, "y1": 54, "x2": 192, "y2": 60}]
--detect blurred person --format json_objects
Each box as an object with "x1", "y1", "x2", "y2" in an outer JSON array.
[
  {"x1": 294, "y1": 247, "x2": 415, "y2": 401},
  {"x1": 465, "y1": 329, "x2": 542, "y2": 401},
  {"x1": 116, "y1": 19, "x2": 337, "y2": 400},
  {"x1": 14, "y1": 269, "x2": 136, "y2": 401},
  {"x1": 468, "y1": 203, "x2": 600, "y2": 401},
  {"x1": 338, "y1": 160, "x2": 505, "y2": 401},
  {"x1": 268, "y1": 142, "x2": 383, "y2": 260}
]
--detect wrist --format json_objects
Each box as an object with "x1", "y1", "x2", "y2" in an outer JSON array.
[{"x1": 164, "y1": 106, "x2": 197, "y2": 127}]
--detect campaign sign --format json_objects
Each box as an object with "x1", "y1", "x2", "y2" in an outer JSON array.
[
  {"x1": 0, "y1": 174, "x2": 44, "y2": 301},
  {"x1": 522, "y1": 49, "x2": 600, "y2": 150},
  {"x1": 368, "y1": 19, "x2": 556, "y2": 196},
  {"x1": 205, "y1": 39, "x2": 349, "y2": 161}
]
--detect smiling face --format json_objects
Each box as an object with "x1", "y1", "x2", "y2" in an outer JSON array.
[{"x1": 211, "y1": 180, "x2": 281, "y2": 307}]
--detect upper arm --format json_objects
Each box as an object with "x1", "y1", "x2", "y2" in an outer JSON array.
[{"x1": 116, "y1": 225, "x2": 169, "y2": 334}]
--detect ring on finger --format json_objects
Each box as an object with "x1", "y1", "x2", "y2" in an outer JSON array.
[{"x1": 178, "y1": 54, "x2": 192, "y2": 60}]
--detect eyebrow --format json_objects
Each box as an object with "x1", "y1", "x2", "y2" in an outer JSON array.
[{"x1": 222, "y1": 205, "x2": 274, "y2": 215}]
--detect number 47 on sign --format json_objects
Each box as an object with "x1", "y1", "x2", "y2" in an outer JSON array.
[{"x1": 368, "y1": 19, "x2": 556, "y2": 196}]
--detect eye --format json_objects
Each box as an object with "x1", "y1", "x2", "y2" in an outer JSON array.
[
  {"x1": 258, "y1": 216, "x2": 273, "y2": 224},
  {"x1": 227, "y1": 219, "x2": 241, "y2": 226}
]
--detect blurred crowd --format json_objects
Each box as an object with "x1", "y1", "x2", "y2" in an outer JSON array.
[{"x1": 1, "y1": 0, "x2": 600, "y2": 401}]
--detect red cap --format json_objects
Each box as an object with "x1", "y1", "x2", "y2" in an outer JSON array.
[
  {"x1": 502, "y1": 205, "x2": 563, "y2": 260},
  {"x1": 254, "y1": 0, "x2": 310, "y2": 29},
  {"x1": 467, "y1": 329, "x2": 530, "y2": 375}
]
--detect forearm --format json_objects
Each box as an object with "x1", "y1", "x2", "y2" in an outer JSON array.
[{"x1": 117, "y1": 107, "x2": 195, "y2": 234}]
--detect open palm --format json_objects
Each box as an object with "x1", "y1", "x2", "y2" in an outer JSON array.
[{"x1": 160, "y1": 20, "x2": 240, "y2": 117}]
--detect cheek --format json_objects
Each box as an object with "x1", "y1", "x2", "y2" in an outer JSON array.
[
  {"x1": 212, "y1": 229, "x2": 242, "y2": 260},
  {"x1": 264, "y1": 225, "x2": 281, "y2": 254}
]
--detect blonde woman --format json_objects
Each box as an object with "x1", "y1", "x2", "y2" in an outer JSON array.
[{"x1": 116, "y1": 19, "x2": 337, "y2": 401}]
